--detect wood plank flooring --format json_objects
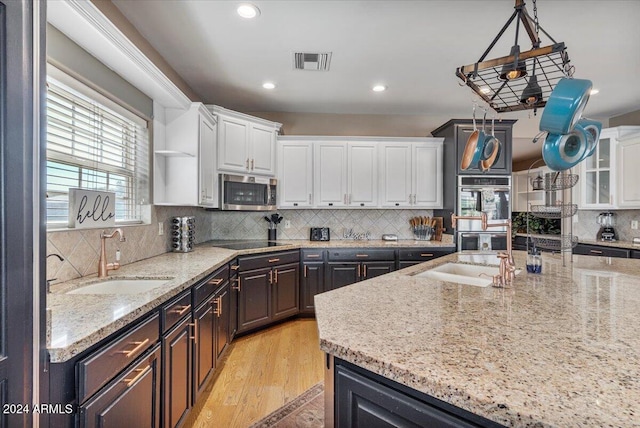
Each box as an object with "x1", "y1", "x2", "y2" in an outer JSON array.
[{"x1": 186, "y1": 319, "x2": 324, "y2": 428}]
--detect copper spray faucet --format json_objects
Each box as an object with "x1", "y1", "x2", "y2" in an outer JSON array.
[{"x1": 98, "y1": 228, "x2": 126, "y2": 278}]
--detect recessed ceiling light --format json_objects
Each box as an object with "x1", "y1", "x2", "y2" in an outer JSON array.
[
  {"x1": 237, "y1": 3, "x2": 260, "y2": 19},
  {"x1": 590, "y1": 89, "x2": 599, "y2": 95},
  {"x1": 372, "y1": 85, "x2": 387, "y2": 92},
  {"x1": 262, "y1": 82, "x2": 275, "y2": 90}
]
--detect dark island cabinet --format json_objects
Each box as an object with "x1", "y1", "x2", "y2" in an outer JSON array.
[
  {"x1": 79, "y1": 344, "x2": 161, "y2": 428},
  {"x1": 397, "y1": 248, "x2": 455, "y2": 269},
  {"x1": 334, "y1": 359, "x2": 504, "y2": 428},
  {"x1": 325, "y1": 249, "x2": 396, "y2": 291},
  {"x1": 326, "y1": 262, "x2": 360, "y2": 291}
]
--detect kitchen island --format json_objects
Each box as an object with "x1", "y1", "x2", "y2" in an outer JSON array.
[{"x1": 315, "y1": 251, "x2": 640, "y2": 427}]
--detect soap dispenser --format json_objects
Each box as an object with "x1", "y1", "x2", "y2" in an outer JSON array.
[{"x1": 526, "y1": 245, "x2": 542, "y2": 274}]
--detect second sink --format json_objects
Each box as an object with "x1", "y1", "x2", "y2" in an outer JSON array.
[{"x1": 414, "y1": 263, "x2": 521, "y2": 287}]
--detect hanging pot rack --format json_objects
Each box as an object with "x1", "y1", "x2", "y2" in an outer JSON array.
[{"x1": 456, "y1": 0, "x2": 572, "y2": 113}]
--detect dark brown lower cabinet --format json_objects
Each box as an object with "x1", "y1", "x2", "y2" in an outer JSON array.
[
  {"x1": 301, "y1": 262, "x2": 324, "y2": 314},
  {"x1": 334, "y1": 359, "x2": 503, "y2": 428},
  {"x1": 573, "y1": 243, "x2": 630, "y2": 258},
  {"x1": 79, "y1": 344, "x2": 161, "y2": 428},
  {"x1": 362, "y1": 261, "x2": 395, "y2": 279},
  {"x1": 193, "y1": 294, "x2": 216, "y2": 402},
  {"x1": 272, "y1": 262, "x2": 300, "y2": 321},
  {"x1": 162, "y1": 317, "x2": 192, "y2": 428},
  {"x1": 326, "y1": 263, "x2": 360, "y2": 291},
  {"x1": 237, "y1": 262, "x2": 300, "y2": 334},
  {"x1": 214, "y1": 283, "x2": 230, "y2": 362}
]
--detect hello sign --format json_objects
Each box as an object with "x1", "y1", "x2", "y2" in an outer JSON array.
[{"x1": 68, "y1": 189, "x2": 116, "y2": 229}]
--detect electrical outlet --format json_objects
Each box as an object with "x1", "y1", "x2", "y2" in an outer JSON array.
[
  {"x1": 158, "y1": 222, "x2": 164, "y2": 235},
  {"x1": 284, "y1": 220, "x2": 291, "y2": 229},
  {"x1": 632, "y1": 220, "x2": 638, "y2": 230}
]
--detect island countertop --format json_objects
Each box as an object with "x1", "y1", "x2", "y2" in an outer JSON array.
[{"x1": 314, "y1": 251, "x2": 640, "y2": 427}]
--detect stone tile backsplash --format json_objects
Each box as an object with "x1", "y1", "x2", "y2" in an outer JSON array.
[
  {"x1": 572, "y1": 209, "x2": 640, "y2": 242},
  {"x1": 47, "y1": 207, "x2": 435, "y2": 283}
]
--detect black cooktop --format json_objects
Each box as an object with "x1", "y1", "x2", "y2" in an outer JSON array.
[{"x1": 211, "y1": 240, "x2": 287, "y2": 250}]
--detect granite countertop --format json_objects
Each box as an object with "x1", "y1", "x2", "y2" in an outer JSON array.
[
  {"x1": 314, "y1": 251, "x2": 640, "y2": 427},
  {"x1": 47, "y1": 238, "x2": 455, "y2": 362}
]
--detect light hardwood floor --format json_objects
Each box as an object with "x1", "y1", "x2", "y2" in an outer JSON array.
[{"x1": 186, "y1": 318, "x2": 324, "y2": 428}]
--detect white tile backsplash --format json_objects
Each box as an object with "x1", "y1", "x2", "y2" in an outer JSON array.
[{"x1": 572, "y1": 209, "x2": 640, "y2": 242}]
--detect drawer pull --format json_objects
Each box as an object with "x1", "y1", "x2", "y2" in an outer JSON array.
[
  {"x1": 118, "y1": 338, "x2": 150, "y2": 358},
  {"x1": 306, "y1": 254, "x2": 320, "y2": 258},
  {"x1": 268, "y1": 258, "x2": 280, "y2": 263},
  {"x1": 355, "y1": 254, "x2": 369, "y2": 258},
  {"x1": 123, "y1": 366, "x2": 151, "y2": 387},
  {"x1": 232, "y1": 277, "x2": 241, "y2": 292},
  {"x1": 207, "y1": 278, "x2": 224, "y2": 286},
  {"x1": 589, "y1": 250, "x2": 603, "y2": 254},
  {"x1": 420, "y1": 253, "x2": 434, "y2": 257},
  {"x1": 173, "y1": 304, "x2": 191, "y2": 316},
  {"x1": 230, "y1": 265, "x2": 240, "y2": 271}
]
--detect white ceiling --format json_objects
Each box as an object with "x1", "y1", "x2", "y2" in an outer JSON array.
[{"x1": 111, "y1": 0, "x2": 640, "y2": 161}]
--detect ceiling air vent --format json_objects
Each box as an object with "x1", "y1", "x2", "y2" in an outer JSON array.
[{"x1": 293, "y1": 52, "x2": 332, "y2": 71}]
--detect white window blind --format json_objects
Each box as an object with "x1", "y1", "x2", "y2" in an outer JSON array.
[{"x1": 46, "y1": 76, "x2": 150, "y2": 225}]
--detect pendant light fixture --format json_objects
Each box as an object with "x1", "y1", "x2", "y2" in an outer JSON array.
[{"x1": 456, "y1": 0, "x2": 573, "y2": 113}]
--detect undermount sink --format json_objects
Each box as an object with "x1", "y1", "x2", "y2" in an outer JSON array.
[
  {"x1": 66, "y1": 278, "x2": 173, "y2": 295},
  {"x1": 414, "y1": 263, "x2": 521, "y2": 287}
]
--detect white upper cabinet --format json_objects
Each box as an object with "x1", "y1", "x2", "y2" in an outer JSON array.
[
  {"x1": 379, "y1": 140, "x2": 443, "y2": 208},
  {"x1": 348, "y1": 143, "x2": 378, "y2": 207},
  {"x1": 277, "y1": 141, "x2": 314, "y2": 208},
  {"x1": 154, "y1": 102, "x2": 217, "y2": 207},
  {"x1": 578, "y1": 126, "x2": 640, "y2": 209},
  {"x1": 616, "y1": 129, "x2": 640, "y2": 209},
  {"x1": 277, "y1": 136, "x2": 443, "y2": 209},
  {"x1": 209, "y1": 105, "x2": 281, "y2": 176},
  {"x1": 314, "y1": 142, "x2": 349, "y2": 207}
]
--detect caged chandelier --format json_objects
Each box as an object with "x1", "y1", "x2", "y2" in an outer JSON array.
[{"x1": 456, "y1": 0, "x2": 573, "y2": 114}]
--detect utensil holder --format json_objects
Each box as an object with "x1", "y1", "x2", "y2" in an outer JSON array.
[
  {"x1": 268, "y1": 228, "x2": 277, "y2": 241},
  {"x1": 412, "y1": 226, "x2": 434, "y2": 241}
]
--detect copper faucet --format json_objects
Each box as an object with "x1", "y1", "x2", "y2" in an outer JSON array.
[
  {"x1": 451, "y1": 213, "x2": 516, "y2": 288},
  {"x1": 98, "y1": 228, "x2": 126, "y2": 278}
]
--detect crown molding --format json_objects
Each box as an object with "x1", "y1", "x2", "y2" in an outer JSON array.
[{"x1": 47, "y1": 0, "x2": 191, "y2": 110}]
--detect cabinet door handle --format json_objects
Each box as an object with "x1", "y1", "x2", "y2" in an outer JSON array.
[
  {"x1": 269, "y1": 270, "x2": 273, "y2": 284},
  {"x1": 207, "y1": 278, "x2": 224, "y2": 286},
  {"x1": 190, "y1": 321, "x2": 198, "y2": 345},
  {"x1": 309, "y1": 194, "x2": 312, "y2": 204},
  {"x1": 349, "y1": 194, "x2": 352, "y2": 204},
  {"x1": 589, "y1": 249, "x2": 603, "y2": 254},
  {"x1": 304, "y1": 265, "x2": 308, "y2": 278},
  {"x1": 357, "y1": 265, "x2": 361, "y2": 278},
  {"x1": 274, "y1": 269, "x2": 278, "y2": 284},
  {"x1": 251, "y1": 159, "x2": 255, "y2": 170},
  {"x1": 232, "y1": 277, "x2": 241, "y2": 291},
  {"x1": 420, "y1": 253, "x2": 434, "y2": 257},
  {"x1": 174, "y1": 304, "x2": 192, "y2": 316},
  {"x1": 231, "y1": 264, "x2": 240, "y2": 271},
  {"x1": 363, "y1": 264, "x2": 367, "y2": 277},
  {"x1": 118, "y1": 338, "x2": 150, "y2": 358},
  {"x1": 214, "y1": 297, "x2": 222, "y2": 317},
  {"x1": 343, "y1": 194, "x2": 347, "y2": 204},
  {"x1": 246, "y1": 158, "x2": 250, "y2": 170},
  {"x1": 123, "y1": 366, "x2": 151, "y2": 388}
]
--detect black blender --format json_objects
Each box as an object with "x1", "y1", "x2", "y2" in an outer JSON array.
[{"x1": 596, "y1": 212, "x2": 618, "y2": 241}]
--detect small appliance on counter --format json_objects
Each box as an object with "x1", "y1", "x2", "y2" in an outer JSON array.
[
  {"x1": 596, "y1": 211, "x2": 617, "y2": 242},
  {"x1": 382, "y1": 234, "x2": 398, "y2": 241},
  {"x1": 171, "y1": 216, "x2": 195, "y2": 252},
  {"x1": 310, "y1": 227, "x2": 330, "y2": 241}
]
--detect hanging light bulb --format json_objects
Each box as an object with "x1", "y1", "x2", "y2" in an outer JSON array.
[
  {"x1": 520, "y1": 74, "x2": 543, "y2": 105},
  {"x1": 499, "y1": 45, "x2": 528, "y2": 81}
]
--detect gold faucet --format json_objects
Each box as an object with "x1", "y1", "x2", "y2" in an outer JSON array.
[
  {"x1": 451, "y1": 213, "x2": 516, "y2": 288},
  {"x1": 98, "y1": 228, "x2": 126, "y2": 278}
]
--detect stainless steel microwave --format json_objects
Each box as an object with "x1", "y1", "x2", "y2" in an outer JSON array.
[{"x1": 219, "y1": 174, "x2": 277, "y2": 211}]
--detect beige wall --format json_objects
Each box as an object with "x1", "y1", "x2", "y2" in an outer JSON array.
[
  {"x1": 248, "y1": 111, "x2": 438, "y2": 137},
  {"x1": 90, "y1": 0, "x2": 200, "y2": 102},
  {"x1": 610, "y1": 109, "x2": 640, "y2": 127}
]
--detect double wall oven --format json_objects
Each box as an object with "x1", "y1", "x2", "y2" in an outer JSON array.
[{"x1": 457, "y1": 176, "x2": 511, "y2": 252}]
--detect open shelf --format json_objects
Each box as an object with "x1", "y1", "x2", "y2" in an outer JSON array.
[{"x1": 155, "y1": 150, "x2": 195, "y2": 157}]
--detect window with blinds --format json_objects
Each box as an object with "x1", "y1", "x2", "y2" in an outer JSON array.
[{"x1": 46, "y1": 76, "x2": 150, "y2": 225}]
